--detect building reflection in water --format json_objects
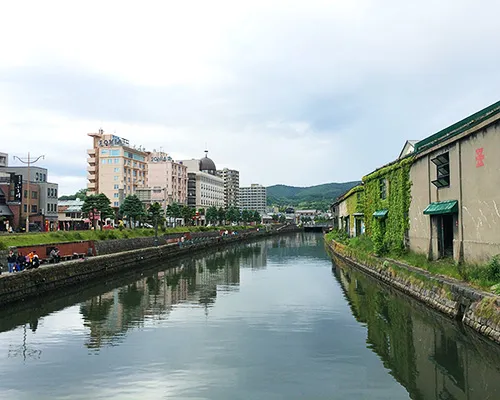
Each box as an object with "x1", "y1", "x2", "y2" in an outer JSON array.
[
  {"x1": 80, "y1": 243, "x2": 265, "y2": 350},
  {"x1": 332, "y1": 256, "x2": 500, "y2": 400}
]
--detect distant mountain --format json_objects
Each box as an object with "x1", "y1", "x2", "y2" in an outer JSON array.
[{"x1": 266, "y1": 181, "x2": 361, "y2": 211}]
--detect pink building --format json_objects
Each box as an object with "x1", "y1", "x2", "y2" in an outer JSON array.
[{"x1": 147, "y1": 151, "x2": 187, "y2": 208}]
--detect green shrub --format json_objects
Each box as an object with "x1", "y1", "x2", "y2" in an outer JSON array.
[{"x1": 325, "y1": 229, "x2": 350, "y2": 244}]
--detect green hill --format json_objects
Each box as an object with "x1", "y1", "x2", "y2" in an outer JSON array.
[{"x1": 266, "y1": 181, "x2": 361, "y2": 211}]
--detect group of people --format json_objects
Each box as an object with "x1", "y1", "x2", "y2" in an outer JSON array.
[
  {"x1": 5, "y1": 250, "x2": 40, "y2": 273},
  {"x1": 4, "y1": 247, "x2": 62, "y2": 274}
]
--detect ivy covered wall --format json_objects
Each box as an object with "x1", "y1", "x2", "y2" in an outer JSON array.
[
  {"x1": 363, "y1": 157, "x2": 413, "y2": 254},
  {"x1": 341, "y1": 185, "x2": 364, "y2": 232}
]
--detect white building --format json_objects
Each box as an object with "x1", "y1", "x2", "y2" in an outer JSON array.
[
  {"x1": 181, "y1": 152, "x2": 224, "y2": 210},
  {"x1": 217, "y1": 168, "x2": 239, "y2": 208},
  {"x1": 239, "y1": 184, "x2": 267, "y2": 214}
]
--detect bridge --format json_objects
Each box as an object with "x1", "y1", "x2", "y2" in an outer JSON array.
[{"x1": 303, "y1": 222, "x2": 334, "y2": 232}]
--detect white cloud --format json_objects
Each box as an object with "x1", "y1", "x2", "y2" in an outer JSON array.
[{"x1": 1, "y1": 0, "x2": 500, "y2": 195}]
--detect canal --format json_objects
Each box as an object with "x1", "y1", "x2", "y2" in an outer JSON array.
[{"x1": 0, "y1": 233, "x2": 500, "y2": 399}]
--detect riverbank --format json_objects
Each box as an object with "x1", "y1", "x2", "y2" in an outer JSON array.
[
  {"x1": 0, "y1": 226, "x2": 301, "y2": 306},
  {"x1": 326, "y1": 238, "x2": 500, "y2": 345},
  {"x1": 0, "y1": 225, "x2": 259, "y2": 248}
]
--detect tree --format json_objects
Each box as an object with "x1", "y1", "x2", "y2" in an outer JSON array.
[
  {"x1": 279, "y1": 214, "x2": 286, "y2": 223},
  {"x1": 241, "y1": 209, "x2": 251, "y2": 224},
  {"x1": 206, "y1": 206, "x2": 218, "y2": 225},
  {"x1": 225, "y1": 206, "x2": 240, "y2": 224},
  {"x1": 166, "y1": 203, "x2": 182, "y2": 227},
  {"x1": 147, "y1": 202, "x2": 164, "y2": 243},
  {"x1": 217, "y1": 207, "x2": 226, "y2": 225},
  {"x1": 82, "y1": 193, "x2": 115, "y2": 230},
  {"x1": 181, "y1": 205, "x2": 195, "y2": 225},
  {"x1": 59, "y1": 188, "x2": 87, "y2": 201},
  {"x1": 252, "y1": 210, "x2": 261, "y2": 224},
  {"x1": 119, "y1": 195, "x2": 146, "y2": 228},
  {"x1": 272, "y1": 214, "x2": 279, "y2": 222}
]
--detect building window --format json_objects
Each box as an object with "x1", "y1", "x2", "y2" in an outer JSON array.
[
  {"x1": 43, "y1": 174, "x2": 46, "y2": 182},
  {"x1": 114, "y1": 158, "x2": 120, "y2": 164},
  {"x1": 114, "y1": 201, "x2": 119, "y2": 207},
  {"x1": 32, "y1": 191, "x2": 37, "y2": 199},
  {"x1": 31, "y1": 205, "x2": 37, "y2": 213},
  {"x1": 24, "y1": 204, "x2": 27, "y2": 212},
  {"x1": 114, "y1": 184, "x2": 119, "y2": 189},
  {"x1": 380, "y1": 178, "x2": 387, "y2": 200},
  {"x1": 35, "y1": 172, "x2": 39, "y2": 181},
  {"x1": 114, "y1": 193, "x2": 119, "y2": 198},
  {"x1": 114, "y1": 168, "x2": 119, "y2": 173},
  {"x1": 114, "y1": 176, "x2": 118, "y2": 181},
  {"x1": 431, "y1": 152, "x2": 450, "y2": 188},
  {"x1": 24, "y1": 190, "x2": 28, "y2": 198},
  {"x1": 102, "y1": 159, "x2": 107, "y2": 164}
]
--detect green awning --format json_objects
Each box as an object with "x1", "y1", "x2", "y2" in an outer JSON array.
[
  {"x1": 423, "y1": 200, "x2": 458, "y2": 215},
  {"x1": 373, "y1": 209, "x2": 388, "y2": 218}
]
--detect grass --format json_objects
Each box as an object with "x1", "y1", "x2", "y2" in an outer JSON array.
[
  {"x1": 0, "y1": 225, "x2": 261, "y2": 248},
  {"x1": 325, "y1": 229, "x2": 500, "y2": 292}
]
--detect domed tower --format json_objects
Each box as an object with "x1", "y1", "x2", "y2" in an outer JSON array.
[{"x1": 199, "y1": 150, "x2": 217, "y2": 175}]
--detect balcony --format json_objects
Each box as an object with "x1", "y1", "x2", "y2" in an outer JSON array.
[
  {"x1": 88, "y1": 165, "x2": 96, "y2": 172},
  {"x1": 87, "y1": 173, "x2": 96, "y2": 182},
  {"x1": 87, "y1": 149, "x2": 96, "y2": 156},
  {"x1": 88, "y1": 182, "x2": 96, "y2": 189},
  {"x1": 87, "y1": 157, "x2": 96, "y2": 165}
]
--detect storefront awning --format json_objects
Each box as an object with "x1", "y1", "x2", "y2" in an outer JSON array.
[
  {"x1": 423, "y1": 200, "x2": 458, "y2": 215},
  {"x1": 373, "y1": 209, "x2": 388, "y2": 218},
  {"x1": 0, "y1": 204, "x2": 13, "y2": 216}
]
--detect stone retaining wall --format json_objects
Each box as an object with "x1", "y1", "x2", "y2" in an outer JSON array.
[
  {"x1": 0, "y1": 229, "x2": 295, "y2": 306},
  {"x1": 326, "y1": 239, "x2": 500, "y2": 345}
]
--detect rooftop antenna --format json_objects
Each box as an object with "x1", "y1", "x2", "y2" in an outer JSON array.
[{"x1": 204, "y1": 142, "x2": 208, "y2": 158}]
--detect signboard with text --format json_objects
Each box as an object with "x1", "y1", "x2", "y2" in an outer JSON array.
[
  {"x1": 10, "y1": 173, "x2": 23, "y2": 202},
  {"x1": 98, "y1": 135, "x2": 130, "y2": 147}
]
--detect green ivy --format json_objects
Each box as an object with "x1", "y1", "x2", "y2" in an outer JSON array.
[
  {"x1": 342, "y1": 185, "x2": 364, "y2": 232},
  {"x1": 363, "y1": 156, "x2": 413, "y2": 255}
]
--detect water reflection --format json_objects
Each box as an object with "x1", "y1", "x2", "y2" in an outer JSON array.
[
  {"x1": 80, "y1": 246, "x2": 246, "y2": 351},
  {"x1": 332, "y1": 255, "x2": 500, "y2": 400}
]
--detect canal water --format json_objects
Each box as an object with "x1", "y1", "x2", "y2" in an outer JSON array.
[{"x1": 0, "y1": 233, "x2": 500, "y2": 399}]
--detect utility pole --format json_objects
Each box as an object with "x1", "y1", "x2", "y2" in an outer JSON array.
[{"x1": 13, "y1": 152, "x2": 45, "y2": 233}]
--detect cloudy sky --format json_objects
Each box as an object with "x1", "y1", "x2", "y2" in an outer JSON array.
[{"x1": 1, "y1": 0, "x2": 499, "y2": 195}]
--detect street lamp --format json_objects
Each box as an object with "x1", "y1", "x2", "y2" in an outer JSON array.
[{"x1": 13, "y1": 152, "x2": 45, "y2": 233}]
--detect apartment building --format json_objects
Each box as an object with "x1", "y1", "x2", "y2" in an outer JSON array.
[
  {"x1": 147, "y1": 151, "x2": 188, "y2": 208},
  {"x1": 87, "y1": 130, "x2": 148, "y2": 207},
  {"x1": 217, "y1": 168, "x2": 240, "y2": 208},
  {"x1": 239, "y1": 184, "x2": 267, "y2": 214}
]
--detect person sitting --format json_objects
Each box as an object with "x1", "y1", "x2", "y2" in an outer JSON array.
[{"x1": 32, "y1": 251, "x2": 40, "y2": 269}]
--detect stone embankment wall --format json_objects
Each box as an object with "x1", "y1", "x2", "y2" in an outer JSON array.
[
  {"x1": 0, "y1": 227, "x2": 302, "y2": 306},
  {"x1": 327, "y1": 239, "x2": 500, "y2": 345}
]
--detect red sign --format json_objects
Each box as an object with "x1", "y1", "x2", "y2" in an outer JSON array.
[{"x1": 476, "y1": 148, "x2": 485, "y2": 168}]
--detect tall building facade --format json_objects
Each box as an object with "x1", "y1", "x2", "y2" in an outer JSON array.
[
  {"x1": 87, "y1": 130, "x2": 148, "y2": 207},
  {"x1": 239, "y1": 184, "x2": 267, "y2": 214},
  {"x1": 181, "y1": 152, "x2": 224, "y2": 209},
  {"x1": 217, "y1": 168, "x2": 239, "y2": 208},
  {"x1": 146, "y1": 151, "x2": 188, "y2": 208}
]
